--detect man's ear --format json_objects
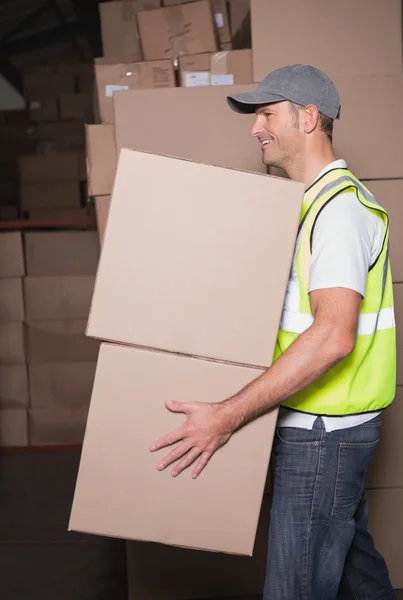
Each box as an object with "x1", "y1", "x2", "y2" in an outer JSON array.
[{"x1": 303, "y1": 104, "x2": 320, "y2": 134}]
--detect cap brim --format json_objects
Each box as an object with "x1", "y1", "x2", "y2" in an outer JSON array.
[{"x1": 227, "y1": 91, "x2": 287, "y2": 114}]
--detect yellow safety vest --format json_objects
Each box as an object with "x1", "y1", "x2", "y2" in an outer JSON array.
[{"x1": 276, "y1": 167, "x2": 396, "y2": 416}]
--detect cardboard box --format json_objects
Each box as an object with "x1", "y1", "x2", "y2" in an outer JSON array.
[
  {"x1": 362, "y1": 180, "x2": 403, "y2": 283},
  {"x1": 95, "y1": 196, "x2": 111, "y2": 245},
  {"x1": 179, "y1": 49, "x2": 252, "y2": 87},
  {"x1": 366, "y1": 388, "x2": 402, "y2": 489},
  {"x1": 21, "y1": 181, "x2": 81, "y2": 211},
  {"x1": 0, "y1": 322, "x2": 25, "y2": 364},
  {"x1": 95, "y1": 59, "x2": 175, "y2": 124},
  {"x1": 23, "y1": 65, "x2": 76, "y2": 96},
  {"x1": 228, "y1": 0, "x2": 251, "y2": 49},
  {"x1": 114, "y1": 85, "x2": 263, "y2": 173},
  {"x1": 0, "y1": 366, "x2": 29, "y2": 408},
  {"x1": 86, "y1": 125, "x2": 117, "y2": 196},
  {"x1": 0, "y1": 404, "x2": 28, "y2": 447},
  {"x1": 70, "y1": 342, "x2": 274, "y2": 554},
  {"x1": 37, "y1": 121, "x2": 86, "y2": 152},
  {"x1": 367, "y1": 489, "x2": 403, "y2": 589},
  {"x1": 0, "y1": 232, "x2": 24, "y2": 278},
  {"x1": 99, "y1": 0, "x2": 161, "y2": 60},
  {"x1": 138, "y1": 0, "x2": 217, "y2": 61},
  {"x1": 127, "y1": 496, "x2": 271, "y2": 598},
  {"x1": 251, "y1": 0, "x2": 402, "y2": 83},
  {"x1": 74, "y1": 63, "x2": 95, "y2": 93},
  {"x1": 0, "y1": 278, "x2": 24, "y2": 321},
  {"x1": 25, "y1": 231, "x2": 100, "y2": 277},
  {"x1": 24, "y1": 276, "x2": 95, "y2": 323},
  {"x1": 29, "y1": 405, "x2": 89, "y2": 446},
  {"x1": 19, "y1": 153, "x2": 81, "y2": 184},
  {"x1": 28, "y1": 97, "x2": 59, "y2": 122},
  {"x1": 25, "y1": 208, "x2": 90, "y2": 220},
  {"x1": 394, "y1": 284, "x2": 403, "y2": 386},
  {"x1": 29, "y1": 362, "x2": 97, "y2": 409},
  {"x1": 161, "y1": 0, "x2": 231, "y2": 47},
  {"x1": 59, "y1": 93, "x2": 94, "y2": 122},
  {"x1": 26, "y1": 319, "x2": 100, "y2": 364},
  {"x1": 87, "y1": 150, "x2": 303, "y2": 365}
]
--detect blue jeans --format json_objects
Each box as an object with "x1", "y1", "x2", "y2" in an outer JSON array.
[{"x1": 264, "y1": 415, "x2": 396, "y2": 600}]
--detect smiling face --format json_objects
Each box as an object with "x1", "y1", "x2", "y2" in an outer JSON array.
[{"x1": 250, "y1": 101, "x2": 304, "y2": 170}]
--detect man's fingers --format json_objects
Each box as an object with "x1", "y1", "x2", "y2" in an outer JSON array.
[
  {"x1": 165, "y1": 399, "x2": 191, "y2": 413},
  {"x1": 156, "y1": 440, "x2": 192, "y2": 471},
  {"x1": 149, "y1": 426, "x2": 185, "y2": 452},
  {"x1": 171, "y1": 447, "x2": 202, "y2": 477},
  {"x1": 192, "y1": 451, "x2": 212, "y2": 479}
]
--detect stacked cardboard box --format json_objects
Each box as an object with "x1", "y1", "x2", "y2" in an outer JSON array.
[
  {"x1": 23, "y1": 231, "x2": 100, "y2": 446},
  {"x1": 0, "y1": 232, "x2": 29, "y2": 447}
]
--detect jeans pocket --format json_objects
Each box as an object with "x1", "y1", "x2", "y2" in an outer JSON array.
[{"x1": 332, "y1": 439, "x2": 379, "y2": 521}]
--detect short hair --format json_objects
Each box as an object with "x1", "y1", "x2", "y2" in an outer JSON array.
[{"x1": 288, "y1": 101, "x2": 334, "y2": 142}]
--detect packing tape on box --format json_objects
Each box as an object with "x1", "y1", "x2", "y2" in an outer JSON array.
[{"x1": 165, "y1": 6, "x2": 189, "y2": 57}]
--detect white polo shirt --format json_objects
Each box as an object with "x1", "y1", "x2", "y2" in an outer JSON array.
[{"x1": 278, "y1": 159, "x2": 385, "y2": 431}]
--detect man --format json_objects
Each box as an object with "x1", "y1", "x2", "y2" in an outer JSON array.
[{"x1": 150, "y1": 65, "x2": 396, "y2": 599}]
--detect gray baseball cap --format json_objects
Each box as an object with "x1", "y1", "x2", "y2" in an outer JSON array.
[{"x1": 227, "y1": 64, "x2": 341, "y2": 120}]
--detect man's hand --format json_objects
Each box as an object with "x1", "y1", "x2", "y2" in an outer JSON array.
[{"x1": 150, "y1": 400, "x2": 234, "y2": 479}]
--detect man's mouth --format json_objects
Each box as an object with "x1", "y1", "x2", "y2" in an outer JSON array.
[{"x1": 260, "y1": 138, "x2": 273, "y2": 147}]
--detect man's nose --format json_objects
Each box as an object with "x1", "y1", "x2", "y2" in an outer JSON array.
[{"x1": 250, "y1": 116, "x2": 263, "y2": 137}]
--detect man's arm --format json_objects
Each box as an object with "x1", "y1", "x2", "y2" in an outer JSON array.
[{"x1": 151, "y1": 286, "x2": 362, "y2": 478}]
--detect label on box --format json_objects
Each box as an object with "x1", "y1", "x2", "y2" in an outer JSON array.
[
  {"x1": 185, "y1": 72, "x2": 210, "y2": 87},
  {"x1": 105, "y1": 85, "x2": 130, "y2": 98},
  {"x1": 215, "y1": 12, "x2": 225, "y2": 28},
  {"x1": 211, "y1": 74, "x2": 234, "y2": 86}
]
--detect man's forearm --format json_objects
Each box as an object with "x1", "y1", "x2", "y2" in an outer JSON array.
[{"x1": 222, "y1": 321, "x2": 355, "y2": 431}]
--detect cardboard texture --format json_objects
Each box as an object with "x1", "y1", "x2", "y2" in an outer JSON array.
[
  {"x1": 367, "y1": 489, "x2": 403, "y2": 589},
  {"x1": 363, "y1": 180, "x2": 403, "y2": 283},
  {"x1": 0, "y1": 365, "x2": 29, "y2": 408},
  {"x1": 126, "y1": 496, "x2": 271, "y2": 599},
  {"x1": 95, "y1": 196, "x2": 111, "y2": 245},
  {"x1": 0, "y1": 405, "x2": 28, "y2": 447},
  {"x1": 29, "y1": 362, "x2": 97, "y2": 409},
  {"x1": 24, "y1": 276, "x2": 95, "y2": 323},
  {"x1": 23, "y1": 65, "x2": 75, "y2": 96},
  {"x1": 99, "y1": 1, "x2": 161, "y2": 61},
  {"x1": 0, "y1": 322, "x2": 25, "y2": 364},
  {"x1": 87, "y1": 150, "x2": 303, "y2": 365},
  {"x1": 95, "y1": 59, "x2": 175, "y2": 124},
  {"x1": 25, "y1": 208, "x2": 90, "y2": 220},
  {"x1": 21, "y1": 181, "x2": 81, "y2": 211},
  {"x1": 251, "y1": 0, "x2": 402, "y2": 83},
  {"x1": 179, "y1": 49, "x2": 252, "y2": 87},
  {"x1": 28, "y1": 97, "x2": 59, "y2": 122},
  {"x1": 38, "y1": 121, "x2": 86, "y2": 152},
  {"x1": 0, "y1": 278, "x2": 24, "y2": 321},
  {"x1": 394, "y1": 284, "x2": 403, "y2": 386},
  {"x1": 19, "y1": 153, "x2": 81, "y2": 183},
  {"x1": 26, "y1": 320, "x2": 100, "y2": 364},
  {"x1": 70, "y1": 343, "x2": 274, "y2": 555},
  {"x1": 59, "y1": 93, "x2": 94, "y2": 122},
  {"x1": 137, "y1": 1, "x2": 217, "y2": 61},
  {"x1": 212, "y1": 0, "x2": 231, "y2": 47},
  {"x1": 114, "y1": 85, "x2": 263, "y2": 173},
  {"x1": 29, "y1": 405, "x2": 89, "y2": 446},
  {"x1": 24, "y1": 231, "x2": 100, "y2": 277},
  {"x1": 229, "y1": 0, "x2": 251, "y2": 49},
  {"x1": 366, "y1": 387, "x2": 403, "y2": 489},
  {"x1": 0, "y1": 233, "x2": 24, "y2": 278},
  {"x1": 86, "y1": 125, "x2": 117, "y2": 196}
]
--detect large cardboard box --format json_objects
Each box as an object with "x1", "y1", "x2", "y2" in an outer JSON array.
[
  {"x1": 23, "y1": 65, "x2": 75, "y2": 96},
  {"x1": 29, "y1": 362, "x2": 97, "y2": 408},
  {"x1": 179, "y1": 49, "x2": 252, "y2": 87},
  {"x1": 366, "y1": 387, "x2": 402, "y2": 490},
  {"x1": 95, "y1": 196, "x2": 111, "y2": 244},
  {"x1": 26, "y1": 207, "x2": 90, "y2": 220},
  {"x1": 86, "y1": 125, "x2": 117, "y2": 196},
  {"x1": 28, "y1": 97, "x2": 59, "y2": 122},
  {"x1": 24, "y1": 231, "x2": 100, "y2": 277},
  {"x1": 161, "y1": 0, "x2": 231, "y2": 46},
  {"x1": 0, "y1": 366, "x2": 29, "y2": 408},
  {"x1": 19, "y1": 153, "x2": 81, "y2": 184},
  {"x1": 24, "y1": 276, "x2": 95, "y2": 322},
  {"x1": 59, "y1": 93, "x2": 94, "y2": 122},
  {"x1": 26, "y1": 320, "x2": 100, "y2": 364},
  {"x1": 29, "y1": 406, "x2": 89, "y2": 446},
  {"x1": 0, "y1": 322, "x2": 25, "y2": 364},
  {"x1": 95, "y1": 59, "x2": 175, "y2": 124},
  {"x1": 99, "y1": 0, "x2": 161, "y2": 61},
  {"x1": 138, "y1": 0, "x2": 217, "y2": 61},
  {"x1": 114, "y1": 85, "x2": 263, "y2": 173},
  {"x1": 228, "y1": 0, "x2": 251, "y2": 49},
  {"x1": 0, "y1": 278, "x2": 24, "y2": 321},
  {"x1": 87, "y1": 150, "x2": 303, "y2": 365},
  {"x1": 367, "y1": 489, "x2": 403, "y2": 589},
  {"x1": 0, "y1": 232, "x2": 24, "y2": 278},
  {"x1": 21, "y1": 181, "x2": 81, "y2": 211},
  {"x1": 251, "y1": 0, "x2": 402, "y2": 83},
  {"x1": 363, "y1": 180, "x2": 403, "y2": 283},
  {"x1": 393, "y1": 284, "x2": 403, "y2": 386},
  {"x1": 38, "y1": 121, "x2": 86, "y2": 152},
  {"x1": 70, "y1": 342, "x2": 273, "y2": 554},
  {"x1": 0, "y1": 404, "x2": 28, "y2": 447}
]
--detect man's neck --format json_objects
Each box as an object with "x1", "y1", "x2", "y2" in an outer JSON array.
[{"x1": 284, "y1": 144, "x2": 337, "y2": 188}]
